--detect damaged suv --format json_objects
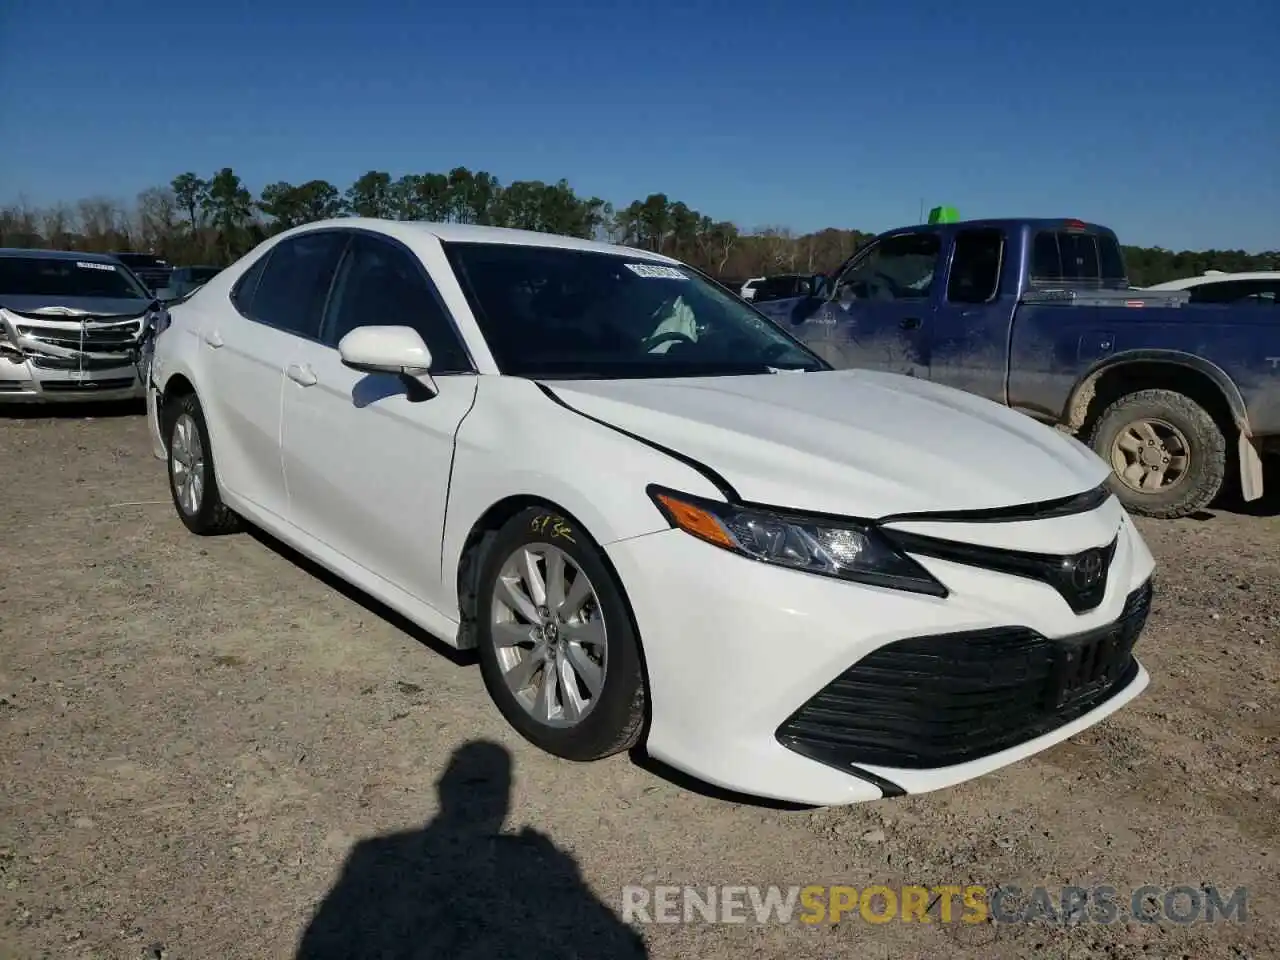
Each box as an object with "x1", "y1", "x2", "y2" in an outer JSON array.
[{"x1": 0, "y1": 249, "x2": 163, "y2": 403}]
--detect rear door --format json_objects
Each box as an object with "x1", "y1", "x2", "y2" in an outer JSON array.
[
  {"x1": 929, "y1": 227, "x2": 1010, "y2": 401},
  {"x1": 792, "y1": 231, "x2": 939, "y2": 377},
  {"x1": 197, "y1": 231, "x2": 348, "y2": 521}
]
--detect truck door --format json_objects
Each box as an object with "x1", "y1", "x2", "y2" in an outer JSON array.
[
  {"x1": 929, "y1": 227, "x2": 1010, "y2": 403},
  {"x1": 791, "y1": 231, "x2": 938, "y2": 378}
]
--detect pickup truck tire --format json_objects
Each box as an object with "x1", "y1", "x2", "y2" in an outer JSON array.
[{"x1": 1087, "y1": 388, "x2": 1226, "y2": 519}]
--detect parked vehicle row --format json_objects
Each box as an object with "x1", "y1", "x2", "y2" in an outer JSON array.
[
  {"x1": 752, "y1": 219, "x2": 1280, "y2": 519},
  {"x1": 144, "y1": 218, "x2": 1156, "y2": 807}
]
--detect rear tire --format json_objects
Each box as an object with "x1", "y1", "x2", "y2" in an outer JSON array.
[
  {"x1": 1087, "y1": 388, "x2": 1226, "y2": 519},
  {"x1": 475, "y1": 507, "x2": 646, "y2": 761},
  {"x1": 165, "y1": 392, "x2": 242, "y2": 536}
]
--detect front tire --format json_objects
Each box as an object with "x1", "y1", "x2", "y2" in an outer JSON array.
[
  {"x1": 475, "y1": 507, "x2": 646, "y2": 761},
  {"x1": 165, "y1": 392, "x2": 241, "y2": 536},
  {"x1": 1087, "y1": 388, "x2": 1226, "y2": 519}
]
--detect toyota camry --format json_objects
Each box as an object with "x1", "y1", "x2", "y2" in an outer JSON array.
[{"x1": 145, "y1": 219, "x2": 1155, "y2": 806}]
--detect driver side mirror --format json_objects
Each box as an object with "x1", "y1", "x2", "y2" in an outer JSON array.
[
  {"x1": 808, "y1": 274, "x2": 829, "y2": 299},
  {"x1": 338, "y1": 325, "x2": 437, "y2": 397}
]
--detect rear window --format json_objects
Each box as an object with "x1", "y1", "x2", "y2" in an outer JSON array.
[
  {"x1": 1031, "y1": 230, "x2": 1126, "y2": 282},
  {"x1": 0, "y1": 257, "x2": 151, "y2": 300}
]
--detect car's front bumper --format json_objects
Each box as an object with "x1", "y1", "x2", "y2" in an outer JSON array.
[
  {"x1": 605, "y1": 499, "x2": 1155, "y2": 806},
  {"x1": 0, "y1": 354, "x2": 147, "y2": 403}
]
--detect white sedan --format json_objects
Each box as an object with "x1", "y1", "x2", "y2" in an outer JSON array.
[{"x1": 145, "y1": 218, "x2": 1156, "y2": 806}]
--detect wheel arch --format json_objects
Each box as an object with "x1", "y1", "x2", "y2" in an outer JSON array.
[
  {"x1": 1064, "y1": 349, "x2": 1250, "y2": 440},
  {"x1": 153, "y1": 371, "x2": 197, "y2": 451},
  {"x1": 452, "y1": 496, "x2": 648, "y2": 659}
]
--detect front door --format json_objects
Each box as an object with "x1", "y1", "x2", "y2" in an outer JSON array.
[
  {"x1": 792, "y1": 231, "x2": 940, "y2": 378},
  {"x1": 280, "y1": 232, "x2": 479, "y2": 609}
]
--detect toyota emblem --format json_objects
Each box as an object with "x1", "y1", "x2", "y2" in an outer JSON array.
[{"x1": 1070, "y1": 549, "x2": 1105, "y2": 591}]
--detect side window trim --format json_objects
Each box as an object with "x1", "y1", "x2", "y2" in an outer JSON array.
[
  {"x1": 324, "y1": 228, "x2": 478, "y2": 373},
  {"x1": 235, "y1": 229, "x2": 352, "y2": 344}
]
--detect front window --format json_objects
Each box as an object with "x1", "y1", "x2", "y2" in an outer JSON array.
[
  {"x1": 834, "y1": 232, "x2": 941, "y2": 302},
  {"x1": 0, "y1": 257, "x2": 152, "y2": 300},
  {"x1": 442, "y1": 243, "x2": 827, "y2": 378}
]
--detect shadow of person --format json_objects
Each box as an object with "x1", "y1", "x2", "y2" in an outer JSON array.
[{"x1": 296, "y1": 740, "x2": 649, "y2": 959}]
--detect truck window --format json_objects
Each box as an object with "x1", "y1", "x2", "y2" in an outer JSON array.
[
  {"x1": 835, "y1": 232, "x2": 940, "y2": 302},
  {"x1": 1031, "y1": 230, "x2": 1127, "y2": 283},
  {"x1": 946, "y1": 229, "x2": 1004, "y2": 303}
]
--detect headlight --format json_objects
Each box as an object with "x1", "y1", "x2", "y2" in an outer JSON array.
[{"x1": 647, "y1": 486, "x2": 948, "y2": 597}]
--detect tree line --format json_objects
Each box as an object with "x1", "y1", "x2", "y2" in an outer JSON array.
[{"x1": 1, "y1": 166, "x2": 1273, "y2": 286}]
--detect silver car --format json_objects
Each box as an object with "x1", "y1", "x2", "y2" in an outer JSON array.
[{"x1": 0, "y1": 249, "x2": 163, "y2": 403}]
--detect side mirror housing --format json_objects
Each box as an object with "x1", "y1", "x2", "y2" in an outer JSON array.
[
  {"x1": 339, "y1": 325, "x2": 433, "y2": 377},
  {"x1": 809, "y1": 274, "x2": 829, "y2": 299}
]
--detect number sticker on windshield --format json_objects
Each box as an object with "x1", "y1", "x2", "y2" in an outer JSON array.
[
  {"x1": 624, "y1": 263, "x2": 689, "y2": 280},
  {"x1": 76, "y1": 261, "x2": 117, "y2": 272}
]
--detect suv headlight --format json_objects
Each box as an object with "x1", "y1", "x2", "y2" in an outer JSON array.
[{"x1": 647, "y1": 486, "x2": 948, "y2": 597}]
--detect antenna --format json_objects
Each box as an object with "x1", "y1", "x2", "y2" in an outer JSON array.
[{"x1": 918, "y1": 198, "x2": 924, "y2": 222}]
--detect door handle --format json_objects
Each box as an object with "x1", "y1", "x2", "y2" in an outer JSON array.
[
  {"x1": 286, "y1": 363, "x2": 318, "y2": 387},
  {"x1": 899, "y1": 317, "x2": 922, "y2": 330},
  {"x1": 202, "y1": 330, "x2": 224, "y2": 348}
]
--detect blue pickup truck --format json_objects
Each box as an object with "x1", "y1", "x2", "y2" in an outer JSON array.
[{"x1": 753, "y1": 218, "x2": 1280, "y2": 519}]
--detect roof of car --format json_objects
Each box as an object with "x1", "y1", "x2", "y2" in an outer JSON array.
[
  {"x1": 280, "y1": 218, "x2": 683, "y2": 263},
  {"x1": 1145, "y1": 271, "x2": 1280, "y2": 290},
  {"x1": 0, "y1": 248, "x2": 123, "y2": 264}
]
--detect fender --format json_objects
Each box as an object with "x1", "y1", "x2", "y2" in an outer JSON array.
[
  {"x1": 1063, "y1": 348, "x2": 1263, "y2": 501},
  {"x1": 1065, "y1": 348, "x2": 1250, "y2": 430}
]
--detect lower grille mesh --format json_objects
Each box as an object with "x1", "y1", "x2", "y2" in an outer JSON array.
[{"x1": 777, "y1": 580, "x2": 1152, "y2": 770}]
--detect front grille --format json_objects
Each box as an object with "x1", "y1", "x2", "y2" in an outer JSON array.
[
  {"x1": 777, "y1": 579, "x2": 1153, "y2": 771},
  {"x1": 15, "y1": 318, "x2": 144, "y2": 351},
  {"x1": 881, "y1": 529, "x2": 1119, "y2": 614},
  {"x1": 6, "y1": 312, "x2": 147, "y2": 374},
  {"x1": 29, "y1": 355, "x2": 135, "y2": 372},
  {"x1": 41, "y1": 377, "x2": 136, "y2": 392}
]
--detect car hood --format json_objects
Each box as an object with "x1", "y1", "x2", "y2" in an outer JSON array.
[
  {"x1": 0, "y1": 295, "x2": 154, "y2": 317},
  {"x1": 541, "y1": 369, "x2": 1110, "y2": 518}
]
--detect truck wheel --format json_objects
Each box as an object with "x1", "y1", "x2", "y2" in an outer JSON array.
[{"x1": 1087, "y1": 388, "x2": 1226, "y2": 519}]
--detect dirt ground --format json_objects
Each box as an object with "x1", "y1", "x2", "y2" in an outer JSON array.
[{"x1": 1, "y1": 402, "x2": 1277, "y2": 960}]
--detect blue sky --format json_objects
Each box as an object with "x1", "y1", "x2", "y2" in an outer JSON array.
[{"x1": 1, "y1": 0, "x2": 1276, "y2": 252}]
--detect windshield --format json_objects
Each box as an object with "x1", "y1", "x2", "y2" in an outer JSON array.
[
  {"x1": 0, "y1": 257, "x2": 152, "y2": 300},
  {"x1": 442, "y1": 243, "x2": 827, "y2": 378}
]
